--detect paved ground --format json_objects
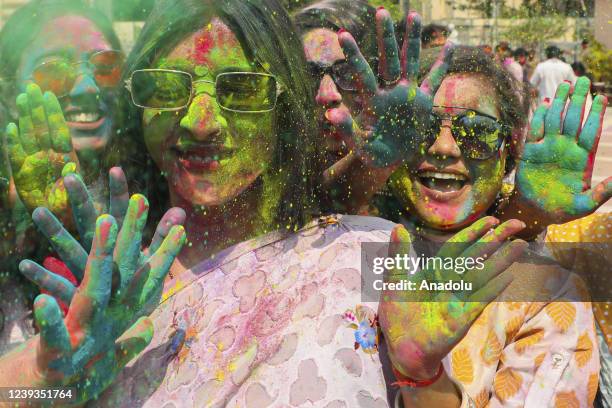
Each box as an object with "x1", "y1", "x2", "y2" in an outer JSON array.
[{"x1": 594, "y1": 109, "x2": 612, "y2": 213}]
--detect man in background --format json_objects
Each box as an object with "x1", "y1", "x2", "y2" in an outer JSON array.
[
  {"x1": 421, "y1": 23, "x2": 448, "y2": 48},
  {"x1": 530, "y1": 45, "x2": 576, "y2": 102},
  {"x1": 514, "y1": 47, "x2": 532, "y2": 83}
]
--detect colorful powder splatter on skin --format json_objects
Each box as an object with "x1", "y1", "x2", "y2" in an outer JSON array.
[{"x1": 389, "y1": 74, "x2": 506, "y2": 231}]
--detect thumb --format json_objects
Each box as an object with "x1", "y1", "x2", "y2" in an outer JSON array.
[
  {"x1": 115, "y1": 316, "x2": 154, "y2": 368},
  {"x1": 586, "y1": 177, "x2": 612, "y2": 211}
]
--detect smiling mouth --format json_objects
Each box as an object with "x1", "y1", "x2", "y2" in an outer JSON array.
[
  {"x1": 65, "y1": 111, "x2": 101, "y2": 123},
  {"x1": 418, "y1": 171, "x2": 468, "y2": 193},
  {"x1": 172, "y1": 144, "x2": 235, "y2": 172},
  {"x1": 64, "y1": 108, "x2": 107, "y2": 131}
]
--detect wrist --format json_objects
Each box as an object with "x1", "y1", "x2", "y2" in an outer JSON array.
[
  {"x1": 0, "y1": 338, "x2": 46, "y2": 388},
  {"x1": 392, "y1": 361, "x2": 443, "y2": 384}
]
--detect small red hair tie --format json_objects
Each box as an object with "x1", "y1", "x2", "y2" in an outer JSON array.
[{"x1": 391, "y1": 364, "x2": 444, "y2": 388}]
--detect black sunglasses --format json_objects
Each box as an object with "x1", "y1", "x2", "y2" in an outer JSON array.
[{"x1": 415, "y1": 106, "x2": 510, "y2": 160}]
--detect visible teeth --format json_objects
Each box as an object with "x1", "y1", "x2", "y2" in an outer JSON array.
[
  {"x1": 67, "y1": 112, "x2": 101, "y2": 123},
  {"x1": 184, "y1": 154, "x2": 218, "y2": 163},
  {"x1": 419, "y1": 171, "x2": 466, "y2": 181}
]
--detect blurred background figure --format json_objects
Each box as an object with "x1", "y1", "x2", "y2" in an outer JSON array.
[
  {"x1": 578, "y1": 38, "x2": 591, "y2": 73},
  {"x1": 421, "y1": 23, "x2": 449, "y2": 49},
  {"x1": 479, "y1": 43, "x2": 494, "y2": 58},
  {"x1": 530, "y1": 44, "x2": 576, "y2": 102},
  {"x1": 495, "y1": 41, "x2": 523, "y2": 82},
  {"x1": 513, "y1": 47, "x2": 532, "y2": 83}
]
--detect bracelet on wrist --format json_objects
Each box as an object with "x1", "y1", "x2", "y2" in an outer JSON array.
[{"x1": 391, "y1": 364, "x2": 444, "y2": 388}]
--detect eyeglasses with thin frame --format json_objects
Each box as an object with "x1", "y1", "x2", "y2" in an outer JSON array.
[
  {"x1": 30, "y1": 50, "x2": 124, "y2": 97},
  {"x1": 125, "y1": 69, "x2": 283, "y2": 113},
  {"x1": 414, "y1": 105, "x2": 510, "y2": 160}
]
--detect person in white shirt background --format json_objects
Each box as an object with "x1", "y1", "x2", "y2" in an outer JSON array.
[{"x1": 530, "y1": 45, "x2": 577, "y2": 103}]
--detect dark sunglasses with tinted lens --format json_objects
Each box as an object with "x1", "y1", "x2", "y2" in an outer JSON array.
[
  {"x1": 126, "y1": 69, "x2": 280, "y2": 113},
  {"x1": 308, "y1": 61, "x2": 355, "y2": 91},
  {"x1": 31, "y1": 50, "x2": 124, "y2": 97},
  {"x1": 416, "y1": 107, "x2": 510, "y2": 160}
]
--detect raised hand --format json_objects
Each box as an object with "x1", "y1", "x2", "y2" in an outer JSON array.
[
  {"x1": 325, "y1": 10, "x2": 452, "y2": 168},
  {"x1": 5, "y1": 83, "x2": 79, "y2": 215},
  {"x1": 378, "y1": 217, "x2": 527, "y2": 379},
  {"x1": 20, "y1": 168, "x2": 186, "y2": 316},
  {"x1": 513, "y1": 77, "x2": 611, "y2": 226},
  {"x1": 0, "y1": 214, "x2": 185, "y2": 402}
]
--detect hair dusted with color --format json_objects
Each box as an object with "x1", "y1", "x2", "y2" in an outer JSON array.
[
  {"x1": 110, "y1": 0, "x2": 320, "y2": 232},
  {"x1": 293, "y1": 0, "x2": 377, "y2": 63}
]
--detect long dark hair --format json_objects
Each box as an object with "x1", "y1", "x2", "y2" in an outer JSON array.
[
  {"x1": 0, "y1": 0, "x2": 121, "y2": 115},
  {"x1": 108, "y1": 0, "x2": 320, "y2": 233}
]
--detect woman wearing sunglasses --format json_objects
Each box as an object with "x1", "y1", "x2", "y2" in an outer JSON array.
[
  {"x1": 0, "y1": 0, "x2": 124, "y2": 217},
  {"x1": 321, "y1": 8, "x2": 605, "y2": 406}
]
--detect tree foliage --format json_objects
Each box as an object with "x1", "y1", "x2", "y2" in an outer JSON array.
[
  {"x1": 456, "y1": 0, "x2": 594, "y2": 18},
  {"x1": 500, "y1": 7, "x2": 567, "y2": 49},
  {"x1": 583, "y1": 35, "x2": 612, "y2": 83}
]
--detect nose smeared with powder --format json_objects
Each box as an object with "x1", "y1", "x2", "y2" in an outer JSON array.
[
  {"x1": 180, "y1": 93, "x2": 225, "y2": 140},
  {"x1": 316, "y1": 74, "x2": 342, "y2": 106}
]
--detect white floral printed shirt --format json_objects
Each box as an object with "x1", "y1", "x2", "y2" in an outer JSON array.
[{"x1": 94, "y1": 215, "x2": 598, "y2": 408}]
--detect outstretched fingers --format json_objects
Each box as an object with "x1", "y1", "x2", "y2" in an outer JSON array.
[
  {"x1": 113, "y1": 194, "x2": 149, "y2": 296},
  {"x1": 64, "y1": 172, "x2": 98, "y2": 251},
  {"x1": 27, "y1": 84, "x2": 52, "y2": 151},
  {"x1": 420, "y1": 40, "x2": 454, "y2": 96},
  {"x1": 44, "y1": 91, "x2": 72, "y2": 153},
  {"x1": 562, "y1": 76, "x2": 590, "y2": 139},
  {"x1": 578, "y1": 94, "x2": 607, "y2": 152},
  {"x1": 526, "y1": 101, "x2": 549, "y2": 143},
  {"x1": 20, "y1": 260, "x2": 77, "y2": 305},
  {"x1": 337, "y1": 30, "x2": 377, "y2": 96},
  {"x1": 65, "y1": 215, "x2": 118, "y2": 338},
  {"x1": 31, "y1": 206, "x2": 88, "y2": 278},
  {"x1": 109, "y1": 167, "x2": 129, "y2": 227},
  {"x1": 148, "y1": 207, "x2": 187, "y2": 256},
  {"x1": 544, "y1": 81, "x2": 571, "y2": 136},
  {"x1": 376, "y1": 7, "x2": 400, "y2": 84},
  {"x1": 126, "y1": 225, "x2": 186, "y2": 309},
  {"x1": 34, "y1": 294, "x2": 72, "y2": 358},
  {"x1": 114, "y1": 317, "x2": 154, "y2": 368},
  {"x1": 400, "y1": 12, "x2": 421, "y2": 80},
  {"x1": 5, "y1": 123, "x2": 26, "y2": 172}
]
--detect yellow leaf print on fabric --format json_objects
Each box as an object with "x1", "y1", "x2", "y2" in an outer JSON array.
[
  {"x1": 493, "y1": 368, "x2": 522, "y2": 402},
  {"x1": 451, "y1": 348, "x2": 474, "y2": 384},
  {"x1": 504, "y1": 315, "x2": 522, "y2": 340},
  {"x1": 514, "y1": 328, "x2": 544, "y2": 354},
  {"x1": 474, "y1": 388, "x2": 489, "y2": 408},
  {"x1": 525, "y1": 302, "x2": 546, "y2": 318},
  {"x1": 534, "y1": 352, "x2": 546, "y2": 370},
  {"x1": 554, "y1": 391, "x2": 580, "y2": 408},
  {"x1": 545, "y1": 303, "x2": 576, "y2": 333},
  {"x1": 481, "y1": 330, "x2": 503, "y2": 365},
  {"x1": 587, "y1": 372, "x2": 599, "y2": 404},
  {"x1": 575, "y1": 331, "x2": 593, "y2": 368}
]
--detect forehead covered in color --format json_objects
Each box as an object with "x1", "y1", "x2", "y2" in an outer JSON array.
[
  {"x1": 302, "y1": 28, "x2": 344, "y2": 66},
  {"x1": 159, "y1": 17, "x2": 252, "y2": 73},
  {"x1": 433, "y1": 73, "x2": 500, "y2": 118},
  {"x1": 31, "y1": 15, "x2": 111, "y2": 59}
]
